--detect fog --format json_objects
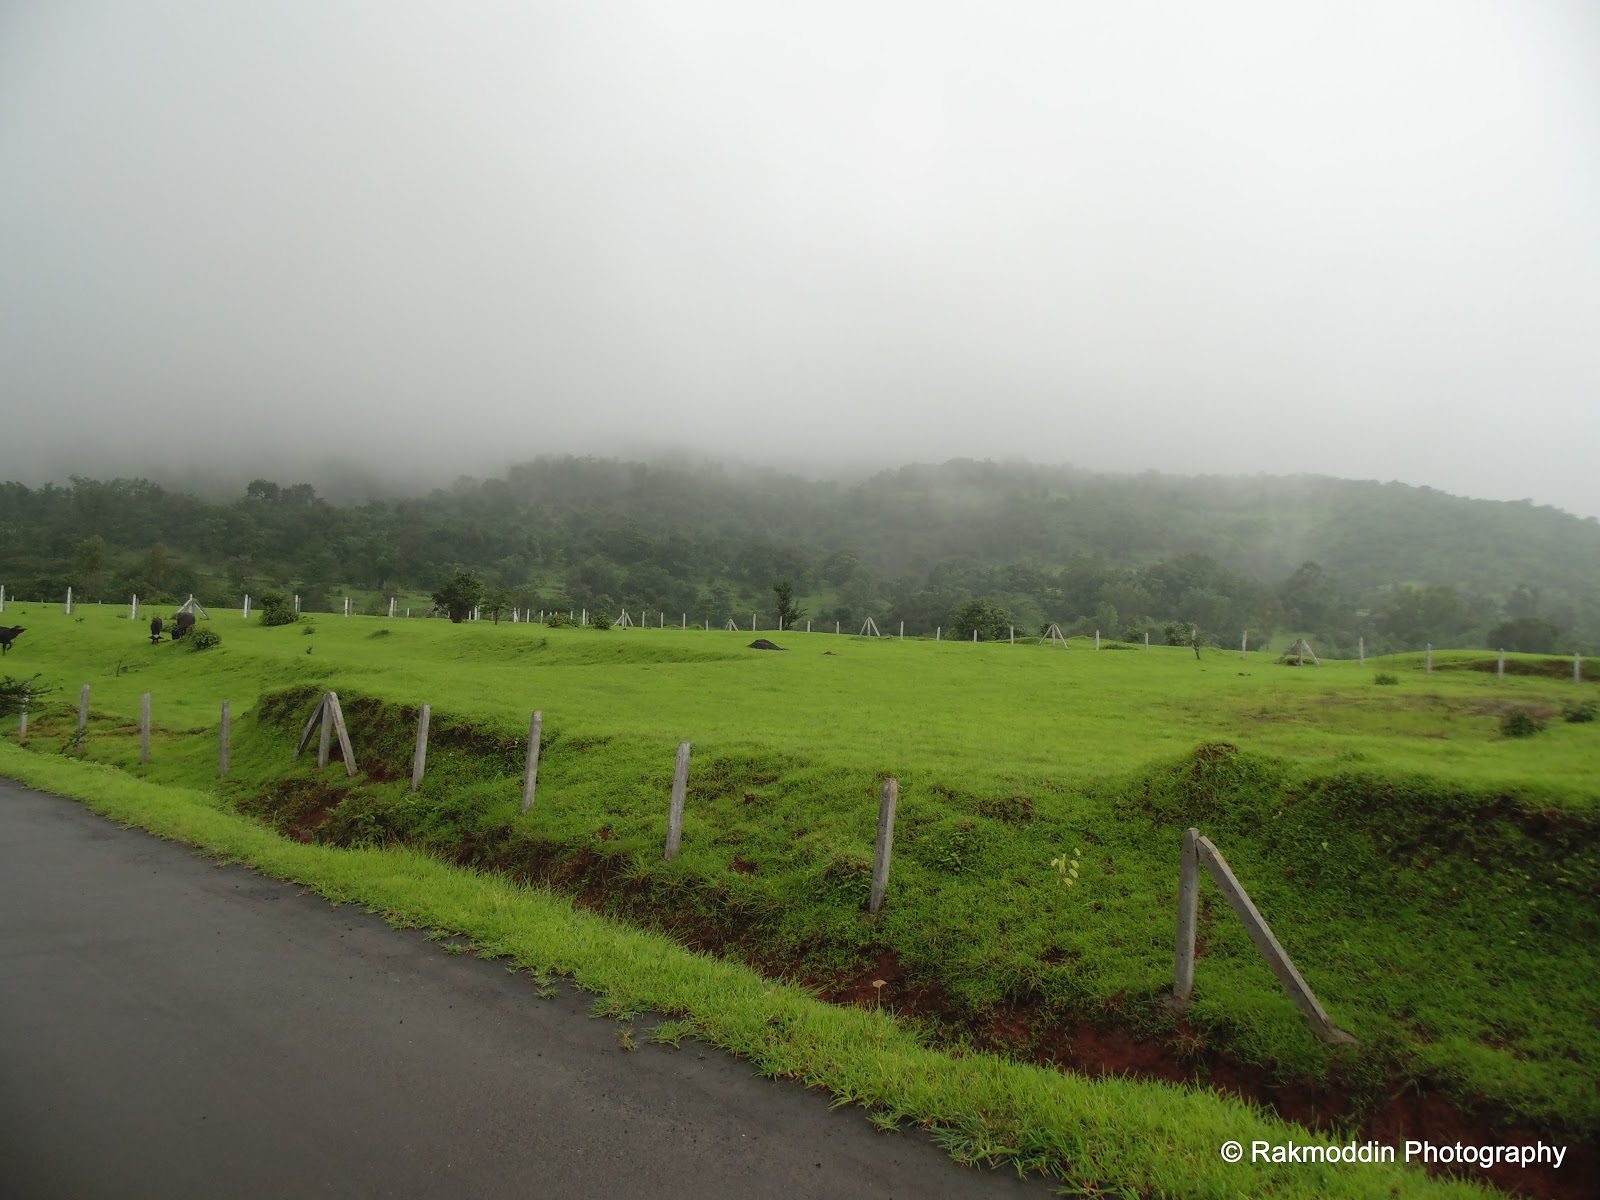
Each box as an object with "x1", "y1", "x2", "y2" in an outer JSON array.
[{"x1": 2, "y1": 2, "x2": 1597, "y2": 515}]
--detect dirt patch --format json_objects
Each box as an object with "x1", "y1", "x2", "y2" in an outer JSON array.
[
  {"x1": 728, "y1": 855, "x2": 758, "y2": 876},
  {"x1": 747, "y1": 639, "x2": 786, "y2": 651}
]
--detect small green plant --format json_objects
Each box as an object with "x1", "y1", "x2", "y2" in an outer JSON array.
[
  {"x1": 546, "y1": 611, "x2": 575, "y2": 628},
  {"x1": 648, "y1": 1018, "x2": 697, "y2": 1048},
  {"x1": 1373, "y1": 672, "x2": 1399, "y2": 686},
  {"x1": 589, "y1": 609, "x2": 614, "y2": 630},
  {"x1": 1500, "y1": 708, "x2": 1545, "y2": 738},
  {"x1": 301, "y1": 622, "x2": 316, "y2": 635},
  {"x1": 1562, "y1": 699, "x2": 1597, "y2": 724},
  {"x1": 1049, "y1": 847, "x2": 1082, "y2": 890},
  {"x1": 188, "y1": 626, "x2": 221, "y2": 651},
  {"x1": 616, "y1": 1024, "x2": 637, "y2": 1052}
]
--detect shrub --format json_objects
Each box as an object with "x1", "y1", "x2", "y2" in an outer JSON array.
[
  {"x1": 589, "y1": 610, "x2": 614, "y2": 630},
  {"x1": 258, "y1": 590, "x2": 298, "y2": 627},
  {"x1": 1562, "y1": 699, "x2": 1597, "y2": 724},
  {"x1": 546, "y1": 611, "x2": 575, "y2": 628},
  {"x1": 188, "y1": 626, "x2": 221, "y2": 651},
  {"x1": 1500, "y1": 708, "x2": 1544, "y2": 738},
  {"x1": 1373, "y1": 672, "x2": 1400, "y2": 686},
  {"x1": 949, "y1": 597, "x2": 1013, "y2": 642}
]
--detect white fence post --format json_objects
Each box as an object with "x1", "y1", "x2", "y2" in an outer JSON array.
[{"x1": 521, "y1": 710, "x2": 542, "y2": 812}]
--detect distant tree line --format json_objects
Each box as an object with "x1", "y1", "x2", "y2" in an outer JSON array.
[{"x1": 0, "y1": 458, "x2": 1595, "y2": 653}]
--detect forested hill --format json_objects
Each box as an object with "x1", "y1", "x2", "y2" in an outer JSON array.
[{"x1": 2, "y1": 457, "x2": 1597, "y2": 654}]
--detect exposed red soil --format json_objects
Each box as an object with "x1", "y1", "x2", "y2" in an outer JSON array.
[{"x1": 273, "y1": 787, "x2": 1595, "y2": 1200}]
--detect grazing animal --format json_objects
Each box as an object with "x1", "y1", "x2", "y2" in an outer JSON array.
[
  {"x1": 173, "y1": 611, "x2": 196, "y2": 639},
  {"x1": 0, "y1": 626, "x2": 24, "y2": 654}
]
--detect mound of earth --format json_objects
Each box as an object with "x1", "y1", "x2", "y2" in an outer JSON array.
[{"x1": 747, "y1": 639, "x2": 786, "y2": 651}]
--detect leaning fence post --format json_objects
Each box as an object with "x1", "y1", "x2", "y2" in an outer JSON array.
[
  {"x1": 664, "y1": 740, "x2": 691, "y2": 860},
  {"x1": 412, "y1": 703, "x2": 431, "y2": 792},
  {"x1": 520, "y1": 710, "x2": 542, "y2": 813},
  {"x1": 318, "y1": 695, "x2": 333, "y2": 769},
  {"x1": 869, "y1": 778, "x2": 899, "y2": 914},
  {"x1": 139, "y1": 692, "x2": 151, "y2": 765},
  {"x1": 219, "y1": 701, "x2": 231, "y2": 778},
  {"x1": 1194, "y1": 834, "x2": 1355, "y2": 1045},
  {"x1": 77, "y1": 684, "x2": 90, "y2": 744},
  {"x1": 1173, "y1": 827, "x2": 1200, "y2": 1004},
  {"x1": 325, "y1": 692, "x2": 357, "y2": 777}
]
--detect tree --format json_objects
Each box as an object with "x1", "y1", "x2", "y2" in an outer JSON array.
[
  {"x1": 772, "y1": 579, "x2": 805, "y2": 629},
  {"x1": 483, "y1": 585, "x2": 513, "y2": 624},
  {"x1": 432, "y1": 568, "x2": 484, "y2": 623},
  {"x1": 1486, "y1": 617, "x2": 1565, "y2": 654},
  {"x1": 949, "y1": 597, "x2": 1014, "y2": 641},
  {"x1": 73, "y1": 536, "x2": 107, "y2": 596}
]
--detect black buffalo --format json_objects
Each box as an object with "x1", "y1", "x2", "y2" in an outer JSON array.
[{"x1": 0, "y1": 626, "x2": 24, "y2": 654}]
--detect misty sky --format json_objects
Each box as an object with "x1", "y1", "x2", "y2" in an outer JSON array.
[{"x1": 2, "y1": 2, "x2": 1597, "y2": 515}]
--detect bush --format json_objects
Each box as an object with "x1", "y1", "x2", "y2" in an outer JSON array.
[
  {"x1": 1500, "y1": 708, "x2": 1544, "y2": 738},
  {"x1": 258, "y1": 590, "x2": 298, "y2": 627},
  {"x1": 546, "y1": 611, "x2": 575, "y2": 628},
  {"x1": 589, "y1": 610, "x2": 613, "y2": 630},
  {"x1": 1562, "y1": 700, "x2": 1597, "y2": 724},
  {"x1": 949, "y1": 597, "x2": 1014, "y2": 642},
  {"x1": 1373, "y1": 672, "x2": 1400, "y2": 686},
  {"x1": 188, "y1": 626, "x2": 221, "y2": 651}
]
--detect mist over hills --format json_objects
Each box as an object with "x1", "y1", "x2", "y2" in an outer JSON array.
[{"x1": 2, "y1": 456, "x2": 1596, "y2": 654}]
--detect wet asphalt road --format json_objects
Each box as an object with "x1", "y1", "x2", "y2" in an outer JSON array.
[{"x1": 0, "y1": 778, "x2": 1055, "y2": 1200}]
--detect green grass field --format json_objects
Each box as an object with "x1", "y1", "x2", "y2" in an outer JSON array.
[{"x1": 3, "y1": 602, "x2": 1596, "y2": 1195}]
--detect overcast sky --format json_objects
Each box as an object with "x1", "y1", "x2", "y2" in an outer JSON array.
[{"x1": 2, "y1": 2, "x2": 1597, "y2": 513}]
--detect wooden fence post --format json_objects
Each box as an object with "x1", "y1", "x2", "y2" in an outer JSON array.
[
  {"x1": 219, "y1": 701, "x2": 231, "y2": 778},
  {"x1": 1173, "y1": 827, "x2": 1199, "y2": 1004},
  {"x1": 869, "y1": 778, "x2": 899, "y2": 914},
  {"x1": 411, "y1": 703, "x2": 431, "y2": 792},
  {"x1": 139, "y1": 692, "x2": 151, "y2": 764},
  {"x1": 521, "y1": 710, "x2": 542, "y2": 813},
  {"x1": 664, "y1": 741, "x2": 691, "y2": 860}
]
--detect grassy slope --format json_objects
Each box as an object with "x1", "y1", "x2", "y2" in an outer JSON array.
[
  {"x1": 0, "y1": 746, "x2": 1486, "y2": 1200},
  {"x1": 5, "y1": 604, "x2": 1598, "y2": 1140}
]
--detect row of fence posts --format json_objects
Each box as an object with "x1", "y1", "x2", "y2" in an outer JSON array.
[
  {"x1": 19, "y1": 591, "x2": 1596, "y2": 675},
  {"x1": 23, "y1": 683, "x2": 235, "y2": 778},
  {"x1": 27, "y1": 679, "x2": 908, "y2": 913},
  {"x1": 360, "y1": 693, "x2": 903, "y2": 913}
]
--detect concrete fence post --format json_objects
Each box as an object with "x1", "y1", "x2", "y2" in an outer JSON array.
[
  {"x1": 520, "y1": 710, "x2": 541, "y2": 813},
  {"x1": 664, "y1": 741, "x2": 691, "y2": 860},
  {"x1": 219, "y1": 701, "x2": 231, "y2": 778},
  {"x1": 412, "y1": 703, "x2": 431, "y2": 792},
  {"x1": 1173, "y1": 827, "x2": 1199, "y2": 1003},
  {"x1": 869, "y1": 778, "x2": 899, "y2": 914}
]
